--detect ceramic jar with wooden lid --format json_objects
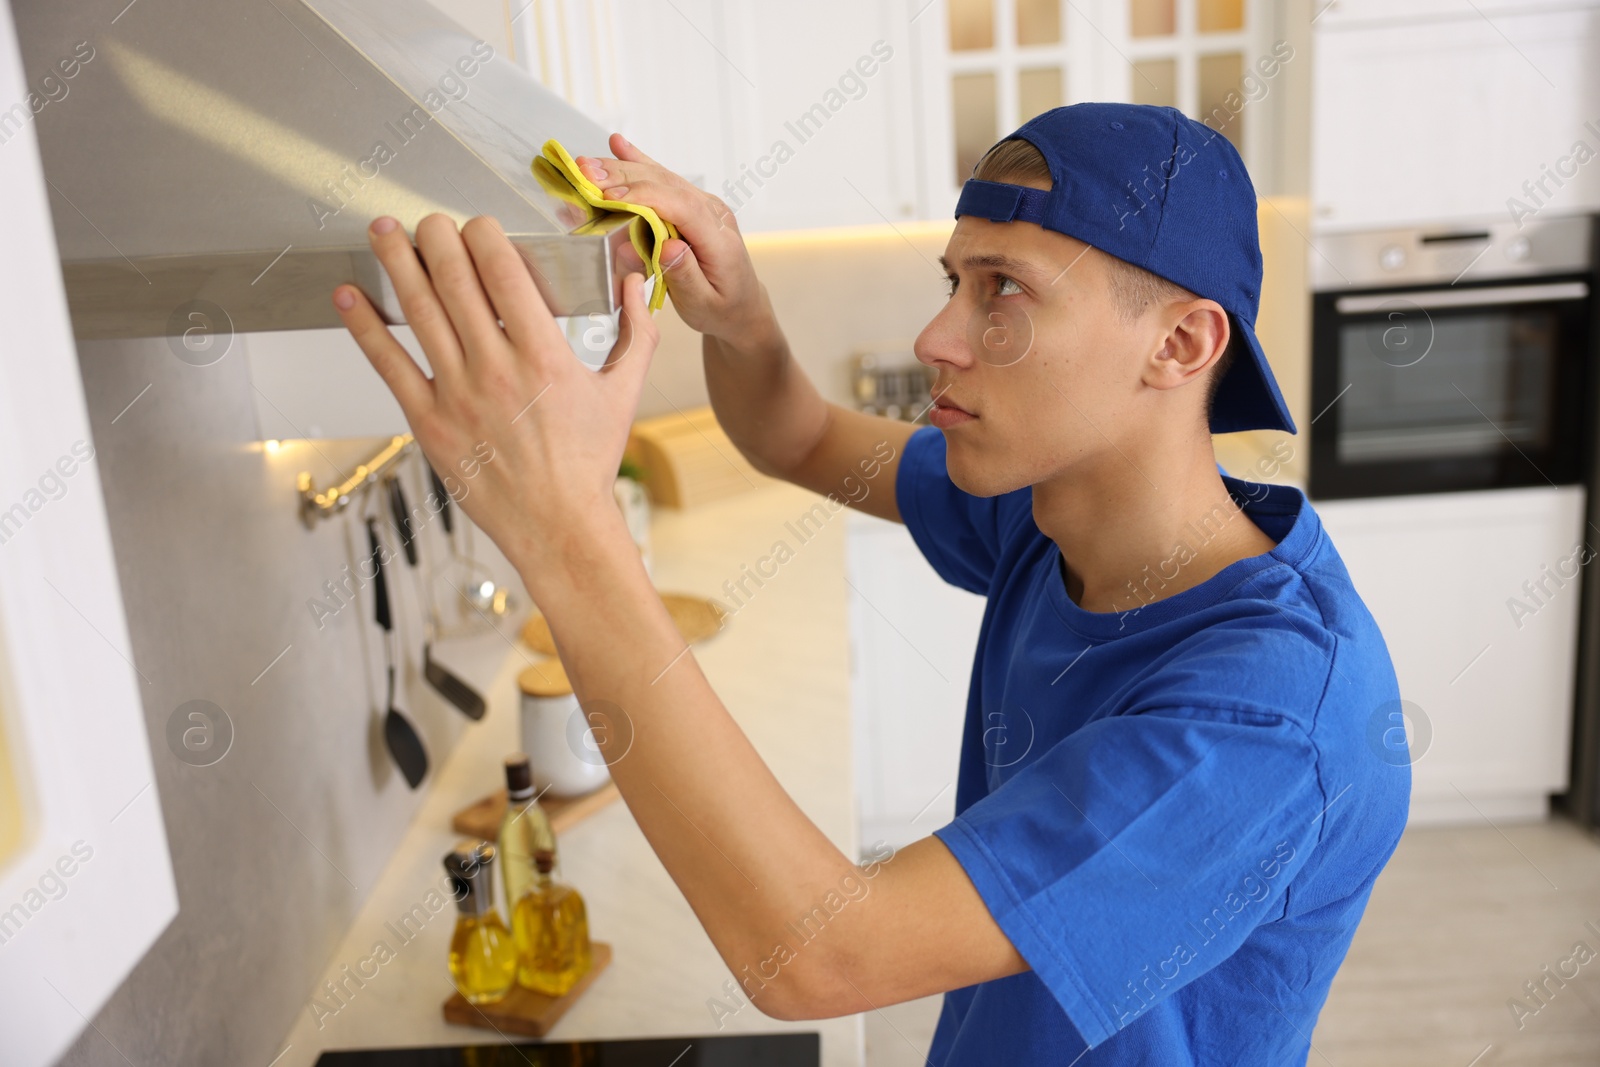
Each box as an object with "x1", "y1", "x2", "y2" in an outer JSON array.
[{"x1": 516, "y1": 659, "x2": 611, "y2": 797}]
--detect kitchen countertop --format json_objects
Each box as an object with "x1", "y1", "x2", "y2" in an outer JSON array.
[{"x1": 277, "y1": 481, "x2": 863, "y2": 1067}]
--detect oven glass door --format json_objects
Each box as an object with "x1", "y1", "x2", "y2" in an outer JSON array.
[{"x1": 1309, "y1": 277, "x2": 1590, "y2": 500}]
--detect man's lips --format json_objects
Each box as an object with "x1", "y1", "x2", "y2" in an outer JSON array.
[
  {"x1": 928, "y1": 391, "x2": 976, "y2": 428},
  {"x1": 930, "y1": 387, "x2": 974, "y2": 415}
]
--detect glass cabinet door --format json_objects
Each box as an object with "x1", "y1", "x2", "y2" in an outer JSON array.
[{"x1": 931, "y1": 0, "x2": 1271, "y2": 200}]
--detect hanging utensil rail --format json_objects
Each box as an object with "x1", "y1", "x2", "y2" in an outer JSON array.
[{"x1": 296, "y1": 434, "x2": 415, "y2": 529}]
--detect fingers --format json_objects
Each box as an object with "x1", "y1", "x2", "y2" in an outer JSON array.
[
  {"x1": 661, "y1": 237, "x2": 691, "y2": 271},
  {"x1": 367, "y1": 216, "x2": 465, "y2": 378},
  {"x1": 575, "y1": 133, "x2": 669, "y2": 190},
  {"x1": 655, "y1": 237, "x2": 716, "y2": 309},
  {"x1": 573, "y1": 156, "x2": 669, "y2": 203},
  {"x1": 413, "y1": 214, "x2": 511, "y2": 364},
  {"x1": 332, "y1": 283, "x2": 435, "y2": 421},
  {"x1": 572, "y1": 148, "x2": 733, "y2": 243},
  {"x1": 602, "y1": 272, "x2": 659, "y2": 387},
  {"x1": 459, "y1": 216, "x2": 568, "y2": 356}
]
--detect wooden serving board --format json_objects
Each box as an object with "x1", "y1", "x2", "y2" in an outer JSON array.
[
  {"x1": 519, "y1": 591, "x2": 726, "y2": 657},
  {"x1": 451, "y1": 782, "x2": 621, "y2": 842},
  {"x1": 442, "y1": 942, "x2": 612, "y2": 1037}
]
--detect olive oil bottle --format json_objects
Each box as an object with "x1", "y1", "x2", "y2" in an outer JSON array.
[
  {"x1": 498, "y1": 754, "x2": 557, "y2": 916},
  {"x1": 512, "y1": 848, "x2": 593, "y2": 996},
  {"x1": 443, "y1": 840, "x2": 518, "y2": 1004}
]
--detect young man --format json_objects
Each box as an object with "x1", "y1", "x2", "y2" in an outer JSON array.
[{"x1": 332, "y1": 102, "x2": 1409, "y2": 1064}]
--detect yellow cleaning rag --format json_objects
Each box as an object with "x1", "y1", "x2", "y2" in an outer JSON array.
[{"x1": 533, "y1": 139, "x2": 679, "y2": 311}]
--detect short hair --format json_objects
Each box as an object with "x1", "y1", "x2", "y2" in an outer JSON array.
[{"x1": 972, "y1": 138, "x2": 1237, "y2": 414}]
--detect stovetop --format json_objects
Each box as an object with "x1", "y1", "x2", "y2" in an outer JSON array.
[{"x1": 313, "y1": 1033, "x2": 820, "y2": 1066}]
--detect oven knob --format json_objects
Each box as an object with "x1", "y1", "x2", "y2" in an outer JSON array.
[
  {"x1": 1379, "y1": 244, "x2": 1406, "y2": 271},
  {"x1": 1504, "y1": 235, "x2": 1531, "y2": 262}
]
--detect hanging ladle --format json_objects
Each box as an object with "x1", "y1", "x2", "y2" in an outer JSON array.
[
  {"x1": 430, "y1": 462, "x2": 513, "y2": 625},
  {"x1": 388, "y1": 472, "x2": 486, "y2": 720},
  {"x1": 368, "y1": 515, "x2": 429, "y2": 788}
]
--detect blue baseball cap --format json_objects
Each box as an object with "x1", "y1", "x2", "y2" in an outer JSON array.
[{"x1": 954, "y1": 102, "x2": 1296, "y2": 435}]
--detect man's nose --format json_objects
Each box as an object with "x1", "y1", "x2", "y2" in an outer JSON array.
[{"x1": 914, "y1": 298, "x2": 977, "y2": 371}]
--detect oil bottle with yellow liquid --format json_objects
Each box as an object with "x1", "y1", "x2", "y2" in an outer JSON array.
[
  {"x1": 443, "y1": 840, "x2": 518, "y2": 1004},
  {"x1": 511, "y1": 847, "x2": 593, "y2": 996}
]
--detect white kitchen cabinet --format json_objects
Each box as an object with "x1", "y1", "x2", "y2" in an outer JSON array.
[
  {"x1": 608, "y1": 0, "x2": 923, "y2": 233},
  {"x1": 907, "y1": 0, "x2": 1300, "y2": 218},
  {"x1": 0, "y1": 7, "x2": 179, "y2": 1064},
  {"x1": 1316, "y1": 486, "x2": 1584, "y2": 824},
  {"x1": 846, "y1": 510, "x2": 985, "y2": 852},
  {"x1": 1310, "y1": 0, "x2": 1590, "y2": 27},
  {"x1": 1311, "y1": 1, "x2": 1600, "y2": 231}
]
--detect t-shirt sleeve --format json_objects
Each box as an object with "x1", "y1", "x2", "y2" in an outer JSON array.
[
  {"x1": 933, "y1": 706, "x2": 1325, "y2": 1047},
  {"x1": 895, "y1": 425, "x2": 1025, "y2": 595}
]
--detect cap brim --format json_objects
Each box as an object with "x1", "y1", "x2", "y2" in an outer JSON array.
[{"x1": 1210, "y1": 314, "x2": 1297, "y2": 436}]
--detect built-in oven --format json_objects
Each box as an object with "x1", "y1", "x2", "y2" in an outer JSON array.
[{"x1": 1308, "y1": 216, "x2": 1594, "y2": 501}]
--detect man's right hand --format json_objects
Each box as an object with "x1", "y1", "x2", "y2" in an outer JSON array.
[{"x1": 577, "y1": 133, "x2": 771, "y2": 344}]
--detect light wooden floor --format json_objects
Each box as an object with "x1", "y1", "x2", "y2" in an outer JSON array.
[{"x1": 863, "y1": 816, "x2": 1600, "y2": 1066}]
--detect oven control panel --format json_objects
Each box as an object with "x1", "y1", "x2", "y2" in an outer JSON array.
[{"x1": 1311, "y1": 215, "x2": 1590, "y2": 291}]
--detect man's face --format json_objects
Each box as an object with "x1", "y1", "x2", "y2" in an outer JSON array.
[{"x1": 915, "y1": 212, "x2": 1168, "y2": 498}]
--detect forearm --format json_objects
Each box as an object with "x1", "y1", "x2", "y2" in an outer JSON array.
[
  {"x1": 701, "y1": 304, "x2": 831, "y2": 479},
  {"x1": 523, "y1": 517, "x2": 861, "y2": 1015}
]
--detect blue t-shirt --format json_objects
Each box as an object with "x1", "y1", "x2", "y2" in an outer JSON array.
[{"x1": 894, "y1": 425, "x2": 1410, "y2": 1066}]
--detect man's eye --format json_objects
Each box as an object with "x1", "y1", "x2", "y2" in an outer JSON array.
[
  {"x1": 943, "y1": 275, "x2": 958, "y2": 298},
  {"x1": 995, "y1": 275, "x2": 1022, "y2": 297}
]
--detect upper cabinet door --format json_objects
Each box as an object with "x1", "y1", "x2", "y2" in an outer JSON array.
[
  {"x1": 911, "y1": 0, "x2": 1292, "y2": 218},
  {"x1": 1311, "y1": 3, "x2": 1600, "y2": 231},
  {"x1": 600, "y1": 0, "x2": 923, "y2": 232},
  {"x1": 0, "y1": 7, "x2": 178, "y2": 1065},
  {"x1": 913, "y1": 0, "x2": 1076, "y2": 219}
]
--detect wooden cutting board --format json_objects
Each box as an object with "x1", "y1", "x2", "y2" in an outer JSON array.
[
  {"x1": 442, "y1": 942, "x2": 612, "y2": 1037},
  {"x1": 451, "y1": 782, "x2": 621, "y2": 841}
]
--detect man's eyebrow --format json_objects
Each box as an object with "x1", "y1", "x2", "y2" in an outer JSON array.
[{"x1": 936, "y1": 252, "x2": 1052, "y2": 279}]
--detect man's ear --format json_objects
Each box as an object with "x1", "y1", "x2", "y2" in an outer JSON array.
[{"x1": 1145, "y1": 301, "x2": 1229, "y2": 392}]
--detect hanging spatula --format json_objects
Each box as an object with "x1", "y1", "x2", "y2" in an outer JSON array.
[
  {"x1": 369, "y1": 517, "x2": 428, "y2": 788},
  {"x1": 390, "y1": 473, "x2": 486, "y2": 721}
]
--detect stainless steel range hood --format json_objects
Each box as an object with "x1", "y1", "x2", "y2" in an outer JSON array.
[{"x1": 13, "y1": 0, "x2": 632, "y2": 340}]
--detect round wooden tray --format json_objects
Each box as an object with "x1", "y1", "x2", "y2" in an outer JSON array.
[{"x1": 519, "y1": 591, "x2": 726, "y2": 655}]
